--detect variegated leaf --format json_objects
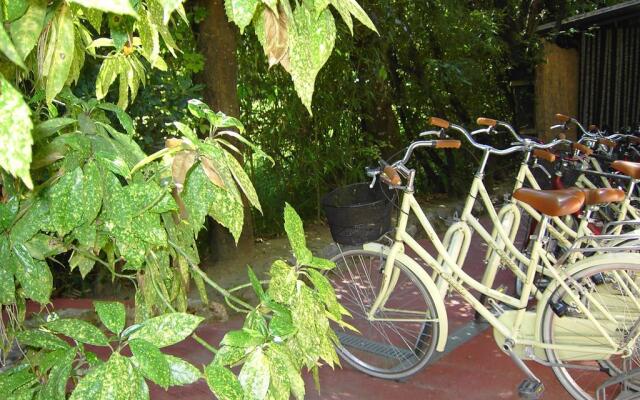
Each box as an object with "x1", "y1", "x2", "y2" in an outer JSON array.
[
  {"x1": 224, "y1": 152, "x2": 261, "y2": 213},
  {"x1": 225, "y1": 0, "x2": 260, "y2": 34},
  {"x1": 289, "y1": 5, "x2": 336, "y2": 114},
  {"x1": 94, "y1": 301, "x2": 126, "y2": 335},
  {"x1": 128, "y1": 312, "x2": 203, "y2": 348},
  {"x1": 238, "y1": 347, "x2": 270, "y2": 400},
  {"x1": 204, "y1": 363, "x2": 243, "y2": 400},
  {"x1": 0, "y1": 76, "x2": 33, "y2": 188},
  {"x1": 45, "y1": 318, "x2": 110, "y2": 346},
  {"x1": 68, "y1": 0, "x2": 137, "y2": 17},
  {"x1": 9, "y1": 0, "x2": 46, "y2": 59},
  {"x1": 45, "y1": 3, "x2": 75, "y2": 103}
]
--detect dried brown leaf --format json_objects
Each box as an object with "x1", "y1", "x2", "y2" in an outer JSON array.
[
  {"x1": 264, "y1": 7, "x2": 289, "y2": 70},
  {"x1": 201, "y1": 157, "x2": 225, "y2": 188},
  {"x1": 172, "y1": 150, "x2": 197, "y2": 192}
]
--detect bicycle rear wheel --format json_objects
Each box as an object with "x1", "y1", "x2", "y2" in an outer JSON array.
[
  {"x1": 540, "y1": 261, "x2": 640, "y2": 399},
  {"x1": 326, "y1": 249, "x2": 440, "y2": 380}
]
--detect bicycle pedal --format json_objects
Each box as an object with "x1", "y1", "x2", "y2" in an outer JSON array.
[{"x1": 517, "y1": 378, "x2": 544, "y2": 400}]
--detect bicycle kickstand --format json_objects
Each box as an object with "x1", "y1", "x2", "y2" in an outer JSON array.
[{"x1": 504, "y1": 340, "x2": 545, "y2": 400}]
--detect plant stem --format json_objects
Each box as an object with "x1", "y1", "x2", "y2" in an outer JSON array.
[
  {"x1": 168, "y1": 240, "x2": 254, "y2": 312},
  {"x1": 193, "y1": 333, "x2": 218, "y2": 354}
]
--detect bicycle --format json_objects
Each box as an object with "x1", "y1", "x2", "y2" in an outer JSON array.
[{"x1": 326, "y1": 117, "x2": 640, "y2": 400}]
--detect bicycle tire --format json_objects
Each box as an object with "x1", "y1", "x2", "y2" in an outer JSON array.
[
  {"x1": 540, "y1": 260, "x2": 640, "y2": 399},
  {"x1": 326, "y1": 249, "x2": 440, "y2": 380}
]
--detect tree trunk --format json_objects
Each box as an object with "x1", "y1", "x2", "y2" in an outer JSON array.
[{"x1": 196, "y1": 0, "x2": 254, "y2": 261}]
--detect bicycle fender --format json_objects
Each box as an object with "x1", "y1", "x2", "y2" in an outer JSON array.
[
  {"x1": 363, "y1": 242, "x2": 449, "y2": 352},
  {"x1": 532, "y1": 252, "x2": 640, "y2": 342}
]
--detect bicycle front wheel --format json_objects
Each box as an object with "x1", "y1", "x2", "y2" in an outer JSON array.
[
  {"x1": 326, "y1": 249, "x2": 440, "y2": 380},
  {"x1": 540, "y1": 261, "x2": 640, "y2": 400}
]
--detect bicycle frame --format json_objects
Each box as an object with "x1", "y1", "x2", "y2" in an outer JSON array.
[{"x1": 366, "y1": 186, "x2": 640, "y2": 360}]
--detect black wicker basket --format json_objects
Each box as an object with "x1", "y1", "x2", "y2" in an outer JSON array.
[{"x1": 321, "y1": 183, "x2": 394, "y2": 245}]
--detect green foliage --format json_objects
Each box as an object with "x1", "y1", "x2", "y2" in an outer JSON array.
[
  {"x1": 0, "y1": 0, "x2": 375, "y2": 398},
  {"x1": 206, "y1": 205, "x2": 346, "y2": 400},
  {"x1": 0, "y1": 76, "x2": 33, "y2": 188},
  {"x1": 4, "y1": 302, "x2": 202, "y2": 399}
]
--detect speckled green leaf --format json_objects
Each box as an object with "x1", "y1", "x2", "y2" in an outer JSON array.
[
  {"x1": 0, "y1": 196, "x2": 18, "y2": 232},
  {"x1": 329, "y1": 0, "x2": 353, "y2": 34},
  {"x1": 181, "y1": 163, "x2": 213, "y2": 230},
  {"x1": 224, "y1": 152, "x2": 262, "y2": 213},
  {"x1": 24, "y1": 233, "x2": 63, "y2": 261},
  {"x1": 94, "y1": 301, "x2": 126, "y2": 335},
  {"x1": 165, "y1": 355, "x2": 200, "y2": 386},
  {"x1": 41, "y1": 347, "x2": 76, "y2": 400},
  {"x1": 10, "y1": 198, "x2": 49, "y2": 243},
  {"x1": 307, "y1": 268, "x2": 341, "y2": 318},
  {"x1": 68, "y1": 0, "x2": 137, "y2": 17},
  {"x1": 336, "y1": 0, "x2": 377, "y2": 33},
  {"x1": 45, "y1": 4, "x2": 75, "y2": 103},
  {"x1": 284, "y1": 203, "x2": 312, "y2": 264},
  {"x1": 45, "y1": 318, "x2": 109, "y2": 346},
  {"x1": 82, "y1": 160, "x2": 103, "y2": 224},
  {"x1": 97, "y1": 103, "x2": 135, "y2": 136},
  {"x1": 49, "y1": 167, "x2": 84, "y2": 236},
  {"x1": 9, "y1": 0, "x2": 46, "y2": 59},
  {"x1": 15, "y1": 329, "x2": 70, "y2": 350},
  {"x1": 69, "y1": 353, "x2": 142, "y2": 400},
  {"x1": 290, "y1": 285, "x2": 325, "y2": 367},
  {"x1": 156, "y1": 0, "x2": 183, "y2": 23},
  {"x1": 84, "y1": 8, "x2": 103, "y2": 31},
  {"x1": 214, "y1": 345, "x2": 246, "y2": 367},
  {"x1": 204, "y1": 363, "x2": 242, "y2": 400},
  {"x1": 0, "y1": 259, "x2": 15, "y2": 304},
  {"x1": 238, "y1": 347, "x2": 270, "y2": 400},
  {"x1": 208, "y1": 185, "x2": 244, "y2": 243},
  {"x1": 221, "y1": 329, "x2": 265, "y2": 348},
  {"x1": 0, "y1": 75, "x2": 33, "y2": 188},
  {"x1": 3, "y1": 0, "x2": 28, "y2": 21},
  {"x1": 289, "y1": 5, "x2": 336, "y2": 114},
  {"x1": 147, "y1": 0, "x2": 178, "y2": 54},
  {"x1": 225, "y1": 0, "x2": 260, "y2": 33},
  {"x1": 138, "y1": 8, "x2": 160, "y2": 64},
  {"x1": 310, "y1": 0, "x2": 331, "y2": 15},
  {"x1": 0, "y1": 24, "x2": 26, "y2": 69},
  {"x1": 69, "y1": 251, "x2": 96, "y2": 278},
  {"x1": 266, "y1": 260, "x2": 297, "y2": 304},
  {"x1": 128, "y1": 313, "x2": 203, "y2": 348},
  {"x1": 306, "y1": 256, "x2": 335, "y2": 270},
  {"x1": 0, "y1": 364, "x2": 36, "y2": 395},
  {"x1": 129, "y1": 338, "x2": 171, "y2": 389},
  {"x1": 269, "y1": 308, "x2": 295, "y2": 338},
  {"x1": 266, "y1": 344, "x2": 305, "y2": 400},
  {"x1": 13, "y1": 243, "x2": 52, "y2": 304},
  {"x1": 96, "y1": 57, "x2": 119, "y2": 100}
]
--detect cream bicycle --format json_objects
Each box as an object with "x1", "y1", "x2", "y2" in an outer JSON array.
[{"x1": 326, "y1": 118, "x2": 640, "y2": 400}]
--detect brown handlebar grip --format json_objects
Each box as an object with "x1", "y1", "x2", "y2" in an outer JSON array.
[
  {"x1": 533, "y1": 149, "x2": 556, "y2": 163},
  {"x1": 628, "y1": 136, "x2": 640, "y2": 145},
  {"x1": 476, "y1": 117, "x2": 497, "y2": 127},
  {"x1": 598, "y1": 138, "x2": 616, "y2": 149},
  {"x1": 428, "y1": 117, "x2": 450, "y2": 129},
  {"x1": 435, "y1": 140, "x2": 461, "y2": 149},
  {"x1": 555, "y1": 113, "x2": 572, "y2": 123},
  {"x1": 573, "y1": 142, "x2": 594, "y2": 156},
  {"x1": 382, "y1": 166, "x2": 402, "y2": 186}
]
